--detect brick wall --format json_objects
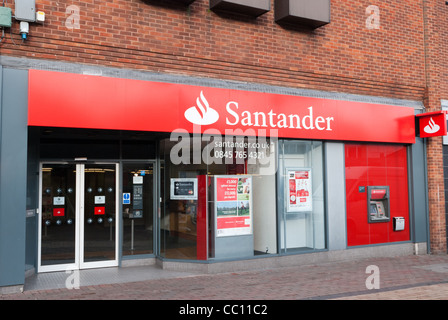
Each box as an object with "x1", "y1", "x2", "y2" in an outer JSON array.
[
  {"x1": 437, "y1": 1, "x2": 448, "y2": 99},
  {"x1": 443, "y1": 0, "x2": 448, "y2": 250},
  {"x1": 424, "y1": 0, "x2": 447, "y2": 253},
  {"x1": 0, "y1": 0, "x2": 427, "y2": 100}
]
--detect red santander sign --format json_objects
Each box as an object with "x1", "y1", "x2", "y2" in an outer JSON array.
[
  {"x1": 28, "y1": 70, "x2": 416, "y2": 144},
  {"x1": 416, "y1": 111, "x2": 447, "y2": 138}
]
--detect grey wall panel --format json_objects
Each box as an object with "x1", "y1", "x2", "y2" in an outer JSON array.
[
  {"x1": 0, "y1": 68, "x2": 28, "y2": 287},
  {"x1": 214, "y1": 235, "x2": 254, "y2": 260},
  {"x1": 409, "y1": 137, "x2": 429, "y2": 245},
  {"x1": 325, "y1": 142, "x2": 347, "y2": 250}
]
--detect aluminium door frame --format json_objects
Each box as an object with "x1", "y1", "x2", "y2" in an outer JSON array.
[
  {"x1": 37, "y1": 161, "x2": 120, "y2": 273},
  {"x1": 79, "y1": 162, "x2": 120, "y2": 270}
]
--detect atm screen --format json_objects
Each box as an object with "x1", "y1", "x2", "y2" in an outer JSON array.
[{"x1": 370, "y1": 203, "x2": 378, "y2": 214}]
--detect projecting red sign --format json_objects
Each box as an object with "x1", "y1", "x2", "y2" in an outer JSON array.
[
  {"x1": 28, "y1": 70, "x2": 416, "y2": 144},
  {"x1": 416, "y1": 111, "x2": 447, "y2": 138}
]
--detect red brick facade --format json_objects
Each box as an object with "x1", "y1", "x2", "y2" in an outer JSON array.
[
  {"x1": 423, "y1": 0, "x2": 447, "y2": 253},
  {"x1": 0, "y1": 0, "x2": 446, "y2": 251},
  {"x1": 0, "y1": 0, "x2": 427, "y2": 99}
]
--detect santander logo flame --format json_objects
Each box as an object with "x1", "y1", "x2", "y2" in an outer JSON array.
[
  {"x1": 423, "y1": 117, "x2": 440, "y2": 134},
  {"x1": 184, "y1": 91, "x2": 219, "y2": 125}
]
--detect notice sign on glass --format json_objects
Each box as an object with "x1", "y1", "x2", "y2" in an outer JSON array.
[
  {"x1": 170, "y1": 178, "x2": 198, "y2": 200},
  {"x1": 215, "y1": 176, "x2": 252, "y2": 237},
  {"x1": 287, "y1": 169, "x2": 312, "y2": 212}
]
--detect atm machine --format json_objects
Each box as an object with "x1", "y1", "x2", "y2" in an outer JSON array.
[
  {"x1": 367, "y1": 185, "x2": 405, "y2": 231},
  {"x1": 367, "y1": 186, "x2": 390, "y2": 223}
]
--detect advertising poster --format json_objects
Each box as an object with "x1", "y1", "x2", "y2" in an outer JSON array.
[
  {"x1": 215, "y1": 176, "x2": 252, "y2": 237},
  {"x1": 287, "y1": 169, "x2": 312, "y2": 212}
]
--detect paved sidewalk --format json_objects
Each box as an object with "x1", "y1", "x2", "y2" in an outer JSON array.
[{"x1": 3, "y1": 254, "x2": 448, "y2": 301}]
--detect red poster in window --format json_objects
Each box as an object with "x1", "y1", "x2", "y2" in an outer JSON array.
[
  {"x1": 295, "y1": 171, "x2": 309, "y2": 179},
  {"x1": 289, "y1": 179, "x2": 296, "y2": 205},
  {"x1": 216, "y1": 178, "x2": 238, "y2": 201},
  {"x1": 94, "y1": 207, "x2": 105, "y2": 215},
  {"x1": 217, "y1": 216, "x2": 251, "y2": 230},
  {"x1": 287, "y1": 169, "x2": 312, "y2": 212},
  {"x1": 53, "y1": 208, "x2": 65, "y2": 217},
  {"x1": 215, "y1": 176, "x2": 252, "y2": 237}
]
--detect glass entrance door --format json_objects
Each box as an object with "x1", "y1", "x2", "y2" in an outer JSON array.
[
  {"x1": 39, "y1": 163, "x2": 77, "y2": 270},
  {"x1": 80, "y1": 163, "x2": 119, "y2": 269},
  {"x1": 38, "y1": 162, "x2": 119, "y2": 272}
]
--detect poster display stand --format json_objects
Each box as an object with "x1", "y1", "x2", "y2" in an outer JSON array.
[{"x1": 212, "y1": 175, "x2": 254, "y2": 259}]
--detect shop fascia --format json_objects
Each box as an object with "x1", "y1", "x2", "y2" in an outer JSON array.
[
  {"x1": 27, "y1": 70, "x2": 417, "y2": 151},
  {"x1": 170, "y1": 92, "x2": 335, "y2": 166},
  {"x1": 225, "y1": 102, "x2": 335, "y2": 131},
  {"x1": 184, "y1": 90, "x2": 335, "y2": 131}
]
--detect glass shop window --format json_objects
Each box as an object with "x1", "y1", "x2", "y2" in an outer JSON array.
[
  {"x1": 122, "y1": 162, "x2": 154, "y2": 256},
  {"x1": 159, "y1": 132, "x2": 278, "y2": 261},
  {"x1": 278, "y1": 140, "x2": 325, "y2": 253}
]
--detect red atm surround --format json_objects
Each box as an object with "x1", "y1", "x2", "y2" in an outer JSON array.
[{"x1": 345, "y1": 144, "x2": 410, "y2": 246}]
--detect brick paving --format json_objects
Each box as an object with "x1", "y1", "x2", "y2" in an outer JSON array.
[{"x1": 3, "y1": 254, "x2": 448, "y2": 302}]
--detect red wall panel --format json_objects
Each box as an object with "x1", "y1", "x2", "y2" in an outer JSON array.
[{"x1": 345, "y1": 144, "x2": 410, "y2": 246}]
